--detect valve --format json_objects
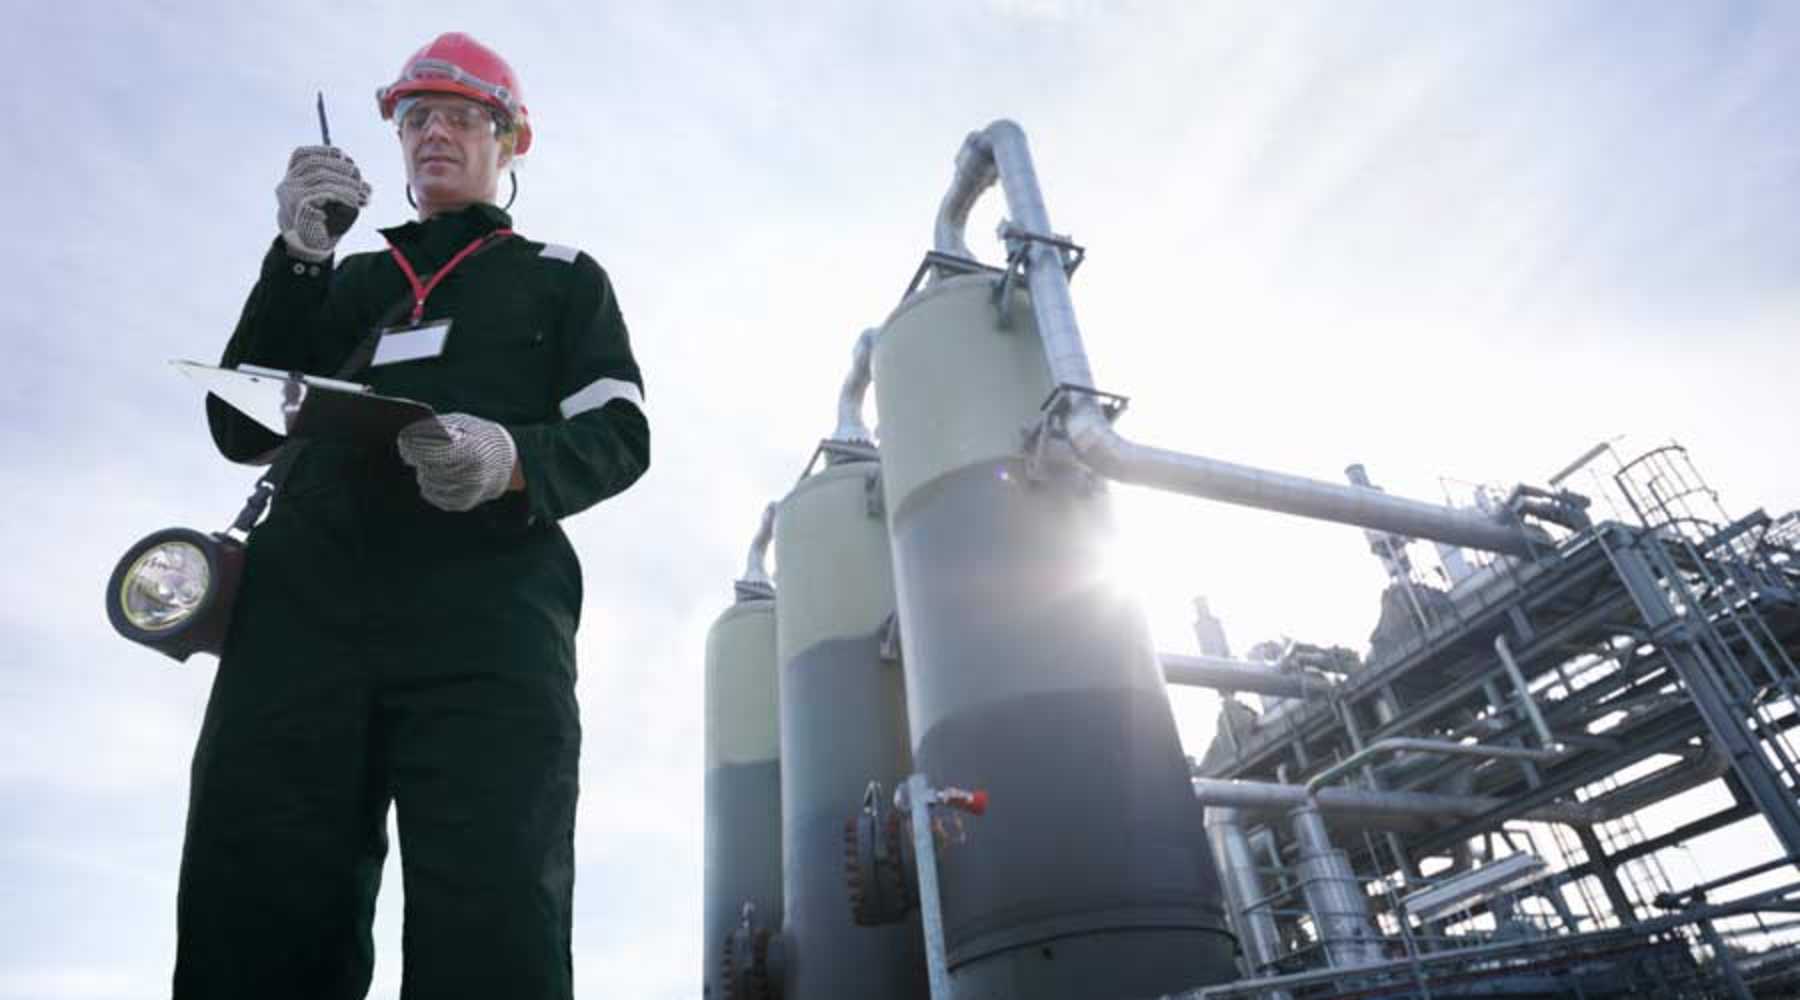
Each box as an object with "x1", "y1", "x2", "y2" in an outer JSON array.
[
  {"x1": 899, "y1": 782, "x2": 990, "y2": 848},
  {"x1": 934, "y1": 786, "x2": 989, "y2": 815}
]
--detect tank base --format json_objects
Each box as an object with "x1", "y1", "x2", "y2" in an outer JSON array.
[{"x1": 950, "y1": 928, "x2": 1237, "y2": 1000}]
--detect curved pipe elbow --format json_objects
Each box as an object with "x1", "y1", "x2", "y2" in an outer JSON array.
[
  {"x1": 932, "y1": 119, "x2": 1539, "y2": 559},
  {"x1": 831, "y1": 328, "x2": 879, "y2": 445},
  {"x1": 735, "y1": 503, "x2": 777, "y2": 600},
  {"x1": 933, "y1": 121, "x2": 1023, "y2": 261}
]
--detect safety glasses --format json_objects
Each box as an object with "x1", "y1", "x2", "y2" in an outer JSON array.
[{"x1": 396, "y1": 98, "x2": 501, "y2": 137}]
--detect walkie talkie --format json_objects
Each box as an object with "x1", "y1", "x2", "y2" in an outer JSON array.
[{"x1": 316, "y1": 92, "x2": 359, "y2": 237}]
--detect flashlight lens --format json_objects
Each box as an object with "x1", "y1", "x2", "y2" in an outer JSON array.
[{"x1": 120, "y1": 541, "x2": 212, "y2": 631}]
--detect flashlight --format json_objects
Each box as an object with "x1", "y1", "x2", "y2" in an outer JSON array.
[{"x1": 106, "y1": 527, "x2": 247, "y2": 662}]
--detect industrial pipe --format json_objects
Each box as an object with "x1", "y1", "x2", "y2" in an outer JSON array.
[
  {"x1": 1193, "y1": 778, "x2": 1602, "y2": 827},
  {"x1": 1303, "y1": 737, "x2": 1564, "y2": 796},
  {"x1": 738, "y1": 503, "x2": 777, "y2": 597},
  {"x1": 1290, "y1": 804, "x2": 1386, "y2": 967},
  {"x1": 932, "y1": 121, "x2": 1543, "y2": 557},
  {"x1": 1203, "y1": 808, "x2": 1288, "y2": 985},
  {"x1": 1160, "y1": 652, "x2": 1333, "y2": 700},
  {"x1": 1503, "y1": 484, "x2": 1593, "y2": 532},
  {"x1": 831, "y1": 328, "x2": 879, "y2": 445}
]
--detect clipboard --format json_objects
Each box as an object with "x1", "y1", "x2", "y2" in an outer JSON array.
[{"x1": 174, "y1": 361, "x2": 447, "y2": 445}]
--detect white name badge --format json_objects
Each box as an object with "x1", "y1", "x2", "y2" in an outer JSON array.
[{"x1": 371, "y1": 320, "x2": 452, "y2": 367}]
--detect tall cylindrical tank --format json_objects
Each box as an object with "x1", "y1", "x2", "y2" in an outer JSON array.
[
  {"x1": 775, "y1": 455, "x2": 927, "y2": 1000},
  {"x1": 872, "y1": 274, "x2": 1237, "y2": 996},
  {"x1": 704, "y1": 586, "x2": 783, "y2": 999}
]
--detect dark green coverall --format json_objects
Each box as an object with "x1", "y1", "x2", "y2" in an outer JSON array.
[{"x1": 176, "y1": 203, "x2": 648, "y2": 999}]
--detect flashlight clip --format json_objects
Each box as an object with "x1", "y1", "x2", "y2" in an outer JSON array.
[
  {"x1": 227, "y1": 479, "x2": 278, "y2": 539},
  {"x1": 226, "y1": 446, "x2": 304, "y2": 539}
]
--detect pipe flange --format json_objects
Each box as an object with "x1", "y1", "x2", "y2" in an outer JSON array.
[
  {"x1": 844, "y1": 782, "x2": 917, "y2": 925},
  {"x1": 721, "y1": 920, "x2": 779, "y2": 1000}
]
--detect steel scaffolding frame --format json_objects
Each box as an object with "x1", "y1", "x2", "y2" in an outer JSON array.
[{"x1": 1185, "y1": 449, "x2": 1800, "y2": 998}]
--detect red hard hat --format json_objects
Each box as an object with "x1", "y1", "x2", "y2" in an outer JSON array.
[{"x1": 377, "y1": 32, "x2": 533, "y2": 156}]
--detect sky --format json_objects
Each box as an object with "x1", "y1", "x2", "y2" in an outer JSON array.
[{"x1": 4, "y1": 2, "x2": 1799, "y2": 997}]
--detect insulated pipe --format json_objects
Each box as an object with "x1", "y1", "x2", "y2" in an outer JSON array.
[
  {"x1": 1290, "y1": 805, "x2": 1386, "y2": 967},
  {"x1": 738, "y1": 503, "x2": 777, "y2": 595},
  {"x1": 937, "y1": 122, "x2": 1096, "y2": 391},
  {"x1": 1303, "y1": 737, "x2": 1564, "y2": 796},
  {"x1": 831, "y1": 328, "x2": 879, "y2": 445},
  {"x1": 1193, "y1": 778, "x2": 1602, "y2": 827},
  {"x1": 934, "y1": 132, "x2": 1000, "y2": 265},
  {"x1": 1204, "y1": 808, "x2": 1288, "y2": 990},
  {"x1": 932, "y1": 121, "x2": 1541, "y2": 557},
  {"x1": 1080, "y1": 436, "x2": 1543, "y2": 557},
  {"x1": 1160, "y1": 652, "x2": 1332, "y2": 700}
]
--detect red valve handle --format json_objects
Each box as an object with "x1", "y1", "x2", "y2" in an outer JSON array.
[{"x1": 943, "y1": 788, "x2": 989, "y2": 815}]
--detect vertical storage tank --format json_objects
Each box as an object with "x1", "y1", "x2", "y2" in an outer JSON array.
[
  {"x1": 775, "y1": 453, "x2": 927, "y2": 1000},
  {"x1": 703, "y1": 582, "x2": 782, "y2": 998},
  {"x1": 872, "y1": 275, "x2": 1237, "y2": 997}
]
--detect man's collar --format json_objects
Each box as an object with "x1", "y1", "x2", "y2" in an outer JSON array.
[{"x1": 380, "y1": 202, "x2": 515, "y2": 246}]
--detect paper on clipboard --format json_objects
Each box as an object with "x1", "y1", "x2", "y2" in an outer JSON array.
[{"x1": 173, "y1": 361, "x2": 447, "y2": 445}]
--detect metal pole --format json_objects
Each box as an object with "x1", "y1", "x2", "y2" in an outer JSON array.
[
  {"x1": 1494, "y1": 634, "x2": 1557, "y2": 749},
  {"x1": 1576, "y1": 826, "x2": 1639, "y2": 927},
  {"x1": 1696, "y1": 917, "x2": 1754, "y2": 1000},
  {"x1": 906, "y1": 773, "x2": 955, "y2": 1000}
]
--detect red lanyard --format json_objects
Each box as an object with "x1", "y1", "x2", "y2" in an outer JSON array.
[{"x1": 383, "y1": 229, "x2": 514, "y2": 324}]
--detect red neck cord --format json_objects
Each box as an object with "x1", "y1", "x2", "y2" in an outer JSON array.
[{"x1": 384, "y1": 229, "x2": 515, "y2": 324}]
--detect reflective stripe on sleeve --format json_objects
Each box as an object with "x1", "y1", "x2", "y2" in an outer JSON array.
[
  {"x1": 560, "y1": 377, "x2": 645, "y2": 419},
  {"x1": 539, "y1": 243, "x2": 580, "y2": 263}
]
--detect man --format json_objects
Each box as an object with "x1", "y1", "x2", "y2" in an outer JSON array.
[{"x1": 178, "y1": 32, "x2": 648, "y2": 999}]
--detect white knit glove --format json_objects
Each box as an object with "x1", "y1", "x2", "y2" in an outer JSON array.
[
  {"x1": 396, "y1": 414, "x2": 518, "y2": 512},
  {"x1": 276, "y1": 145, "x2": 371, "y2": 262}
]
